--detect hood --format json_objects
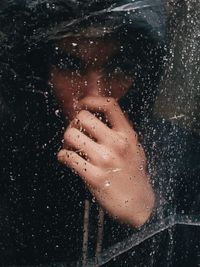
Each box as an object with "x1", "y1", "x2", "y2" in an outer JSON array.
[
  {"x1": 0, "y1": 0, "x2": 166, "y2": 129},
  {"x1": 0, "y1": 0, "x2": 166, "y2": 41}
]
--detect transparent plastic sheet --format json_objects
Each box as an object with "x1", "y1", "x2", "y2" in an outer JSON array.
[
  {"x1": 0, "y1": 0, "x2": 199, "y2": 266},
  {"x1": 24, "y1": 0, "x2": 166, "y2": 41}
]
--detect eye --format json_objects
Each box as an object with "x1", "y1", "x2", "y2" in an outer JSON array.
[
  {"x1": 104, "y1": 56, "x2": 136, "y2": 77},
  {"x1": 51, "y1": 50, "x2": 85, "y2": 73},
  {"x1": 55, "y1": 56, "x2": 84, "y2": 72}
]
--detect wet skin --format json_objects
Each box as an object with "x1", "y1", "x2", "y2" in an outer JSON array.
[{"x1": 49, "y1": 37, "x2": 155, "y2": 227}]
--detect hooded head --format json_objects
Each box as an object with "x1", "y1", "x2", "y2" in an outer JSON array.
[{"x1": 0, "y1": 0, "x2": 166, "y2": 132}]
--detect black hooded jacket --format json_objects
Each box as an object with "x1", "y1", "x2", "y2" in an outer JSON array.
[{"x1": 0, "y1": 0, "x2": 199, "y2": 266}]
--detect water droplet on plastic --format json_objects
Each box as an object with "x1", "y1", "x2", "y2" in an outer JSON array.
[
  {"x1": 104, "y1": 180, "x2": 111, "y2": 187},
  {"x1": 138, "y1": 165, "x2": 144, "y2": 171},
  {"x1": 55, "y1": 109, "x2": 60, "y2": 116}
]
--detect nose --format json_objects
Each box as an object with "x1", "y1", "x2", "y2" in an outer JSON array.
[{"x1": 82, "y1": 71, "x2": 105, "y2": 98}]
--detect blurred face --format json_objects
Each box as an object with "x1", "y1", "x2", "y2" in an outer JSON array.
[{"x1": 49, "y1": 37, "x2": 133, "y2": 119}]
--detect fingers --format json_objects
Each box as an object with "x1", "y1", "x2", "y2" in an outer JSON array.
[
  {"x1": 71, "y1": 110, "x2": 113, "y2": 143},
  {"x1": 57, "y1": 149, "x2": 99, "y2": 188},
  {"x1": 63, "y1": 127, "x2": 101, "y2": 163},
  {"x1": 79, "y1": 96, "x2": 132, "y2": 131}
]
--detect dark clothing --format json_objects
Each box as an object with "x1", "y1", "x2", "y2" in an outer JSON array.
[
  {"x1": 0, "y1": 115, "x2": 199, "y2": 266},
  {"x1": 92, "y1": 119, "x2": 200, "y2": 267},
  {"x1": 102, "y1": 225, "x2": 200, "y2": 267}
]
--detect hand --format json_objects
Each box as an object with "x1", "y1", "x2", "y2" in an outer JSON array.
[{"x1": 58, "y1": 96, "x2": 155, "y2": 228}]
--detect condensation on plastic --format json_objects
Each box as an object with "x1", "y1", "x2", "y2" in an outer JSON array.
[
  {"x1": 85, "y1": 215, "x2": 200, "y2": 266},
  {"x1": 24, "y1": 0, "x2": 166, "y2": 42},
  {"x1": 154, "y1": 0, "x2": 200, "y2": 135},
  {"x1": 93, "y1": 2, "x2": 200, "y2": 265}
]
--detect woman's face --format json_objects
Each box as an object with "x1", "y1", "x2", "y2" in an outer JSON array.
[{"x1": 49, "y1": 37, "x2": 133, "y2": 119}]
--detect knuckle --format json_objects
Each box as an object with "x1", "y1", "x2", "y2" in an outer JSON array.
[
  {"x1": 57, "y1": 149, "x2": 66, "y2": 161},
  {"x1": 99, "y1": 149, "x2": 112, "y2": 166},
  {"x1": 77, "y1": 109, "x2": 90, "y2": 120},
  {"x1": 116, "y1": 135, "x2": 129, "y2": 154},
  {"x1": 64, "y1": 127, "x2": 74, "y2": 141},
  {"x1": 92, "y1": 170, "x2": 101, "y2": 181},
  {"x1": 92, "y1": 171, "x2": 105, "y2": 188},
  {"x1": 105, "y1": 97, "x2": 116, "y2": 108}
]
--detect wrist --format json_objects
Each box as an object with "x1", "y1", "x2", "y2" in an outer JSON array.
[{"x1": 129, "y1": 187, "x2": 156, "y2": 228}]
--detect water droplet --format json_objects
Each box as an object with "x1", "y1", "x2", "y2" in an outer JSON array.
[
  {"x1": 42, "y1": 143, "x2": 47, "y2": 149},
  {"x1": 10, "y1": 174, "x2": 15, "y2": 181},
  {"x1": 138, "y1": 165, "x2": 143, "y2": 171},
  {"x1": 55, "y1": 109, "x2": 60, "y2": 116},
  {"x1": 104, "y1": 180, "x2": 111, "y2": 187}
]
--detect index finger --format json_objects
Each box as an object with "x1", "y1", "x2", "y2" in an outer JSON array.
[{"x1": 78, "y1": 96, "x2": 131, "y2": 131}]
